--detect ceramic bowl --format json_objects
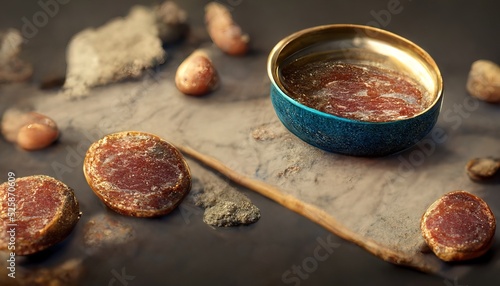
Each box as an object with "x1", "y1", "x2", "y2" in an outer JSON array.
[{"x1": 267, "y1": 24, "x2": 443, "y2": 156}]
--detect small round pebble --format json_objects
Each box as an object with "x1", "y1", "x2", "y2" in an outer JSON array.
[
  {"x1": 466, "y1": 157, "x2": 500, "y2": 181},
  {"x1": 175, "y1": 50, "x2": 218, "y2": 96},
  {"x1": 466, "y1": 60, "x2": 500, "y2": 103},
  {"x1": 1, "y1": 110, "x2": 59, "y2": 150}
]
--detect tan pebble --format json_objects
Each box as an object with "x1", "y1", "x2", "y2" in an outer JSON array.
[
  {"x1": 175, "y1": 50, "x2": 219, "y2": 96},
  {"x1": 466, "y1": 157, "x2": 500, "y2": 181},
  {"x1": 466, "y1": 60, "x2": 500, "y2": 103},
  {"x1": 4, "y1": 111, "x2": 60, "y2": 151},
  {"x1": 205, "y1": 2, "x2": 249, "y2": 56},
  {"x1": 17, "y1": 121, "x2": 59, "y2": 150}
]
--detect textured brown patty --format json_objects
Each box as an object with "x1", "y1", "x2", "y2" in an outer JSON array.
[
  {"x1": 0, "y1": 175, "x2": 80, "y2": 255},
  {"x1": 421, "y1": 191, "x2": 496, "y2": 261},
  {"x1": 83, "y1": 131, "x2": 191, "y2": 217}
]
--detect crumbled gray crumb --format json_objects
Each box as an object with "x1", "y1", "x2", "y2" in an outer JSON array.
[
  {"x1": 251, "y1": 128, "x2": 277, "y2": 141},
  {"x1": 203, "y1": 200, "x2": 261, "y2": 227},
  {"x1": 191, "y1": 181, "x2": 261, "y2": 227},
  {"x1": 83, "y1": 213, "x2": 136, "y2": 254},
  {"x1": 251, "y1": 122, "x2": 286, "y2": 141}
]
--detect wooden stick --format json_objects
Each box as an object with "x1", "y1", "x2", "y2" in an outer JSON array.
[{"x1": 175, "y1": 143, "x2": 445, "y2": 275}]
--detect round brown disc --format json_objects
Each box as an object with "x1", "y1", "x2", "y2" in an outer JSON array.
[
  {"x1": 421, "y1": 190, "x2": 496, "y2": 261},
  {"x1": 83, "y1": 131, "x2": 191, "y2": 217},
  {"x1": 0, "y1": 175, "x2": 80, "y2": 255}
]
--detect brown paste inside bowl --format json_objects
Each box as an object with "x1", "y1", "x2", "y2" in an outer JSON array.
[{"x1": 279, "y1": 57, "x2": 429, "y2": 122}]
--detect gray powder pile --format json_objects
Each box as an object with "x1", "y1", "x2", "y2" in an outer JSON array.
[
  {"x1": 62, "y1": 1, "x2": 187, "y2": 98},
  {"x1": 190, "y1": 180, "x2": 261, "y2": 227}
]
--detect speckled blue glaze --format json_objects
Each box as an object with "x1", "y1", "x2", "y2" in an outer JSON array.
[
  {"x1": 270, "y1": 83, "x2": 443, "y2": 157},
  {"x1": 268, "y1": 25, "x2": 443, "y2": 156}
]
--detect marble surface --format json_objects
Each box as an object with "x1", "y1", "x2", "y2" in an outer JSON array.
[{"x1": 1, "y1": 0, "x2": 500, "y2": 285}]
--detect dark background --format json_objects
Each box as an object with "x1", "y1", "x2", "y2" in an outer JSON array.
[{"x1": 1, "y1": 0, "x2": 500, "y2": 285}]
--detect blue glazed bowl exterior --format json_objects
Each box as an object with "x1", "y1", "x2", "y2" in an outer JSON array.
[
  {"x1": 268, "y1": 24, "x2": 444, "y2": 157},
  {"x1": 270, "y1": 82, "x2": 443, "y2": 157}
]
